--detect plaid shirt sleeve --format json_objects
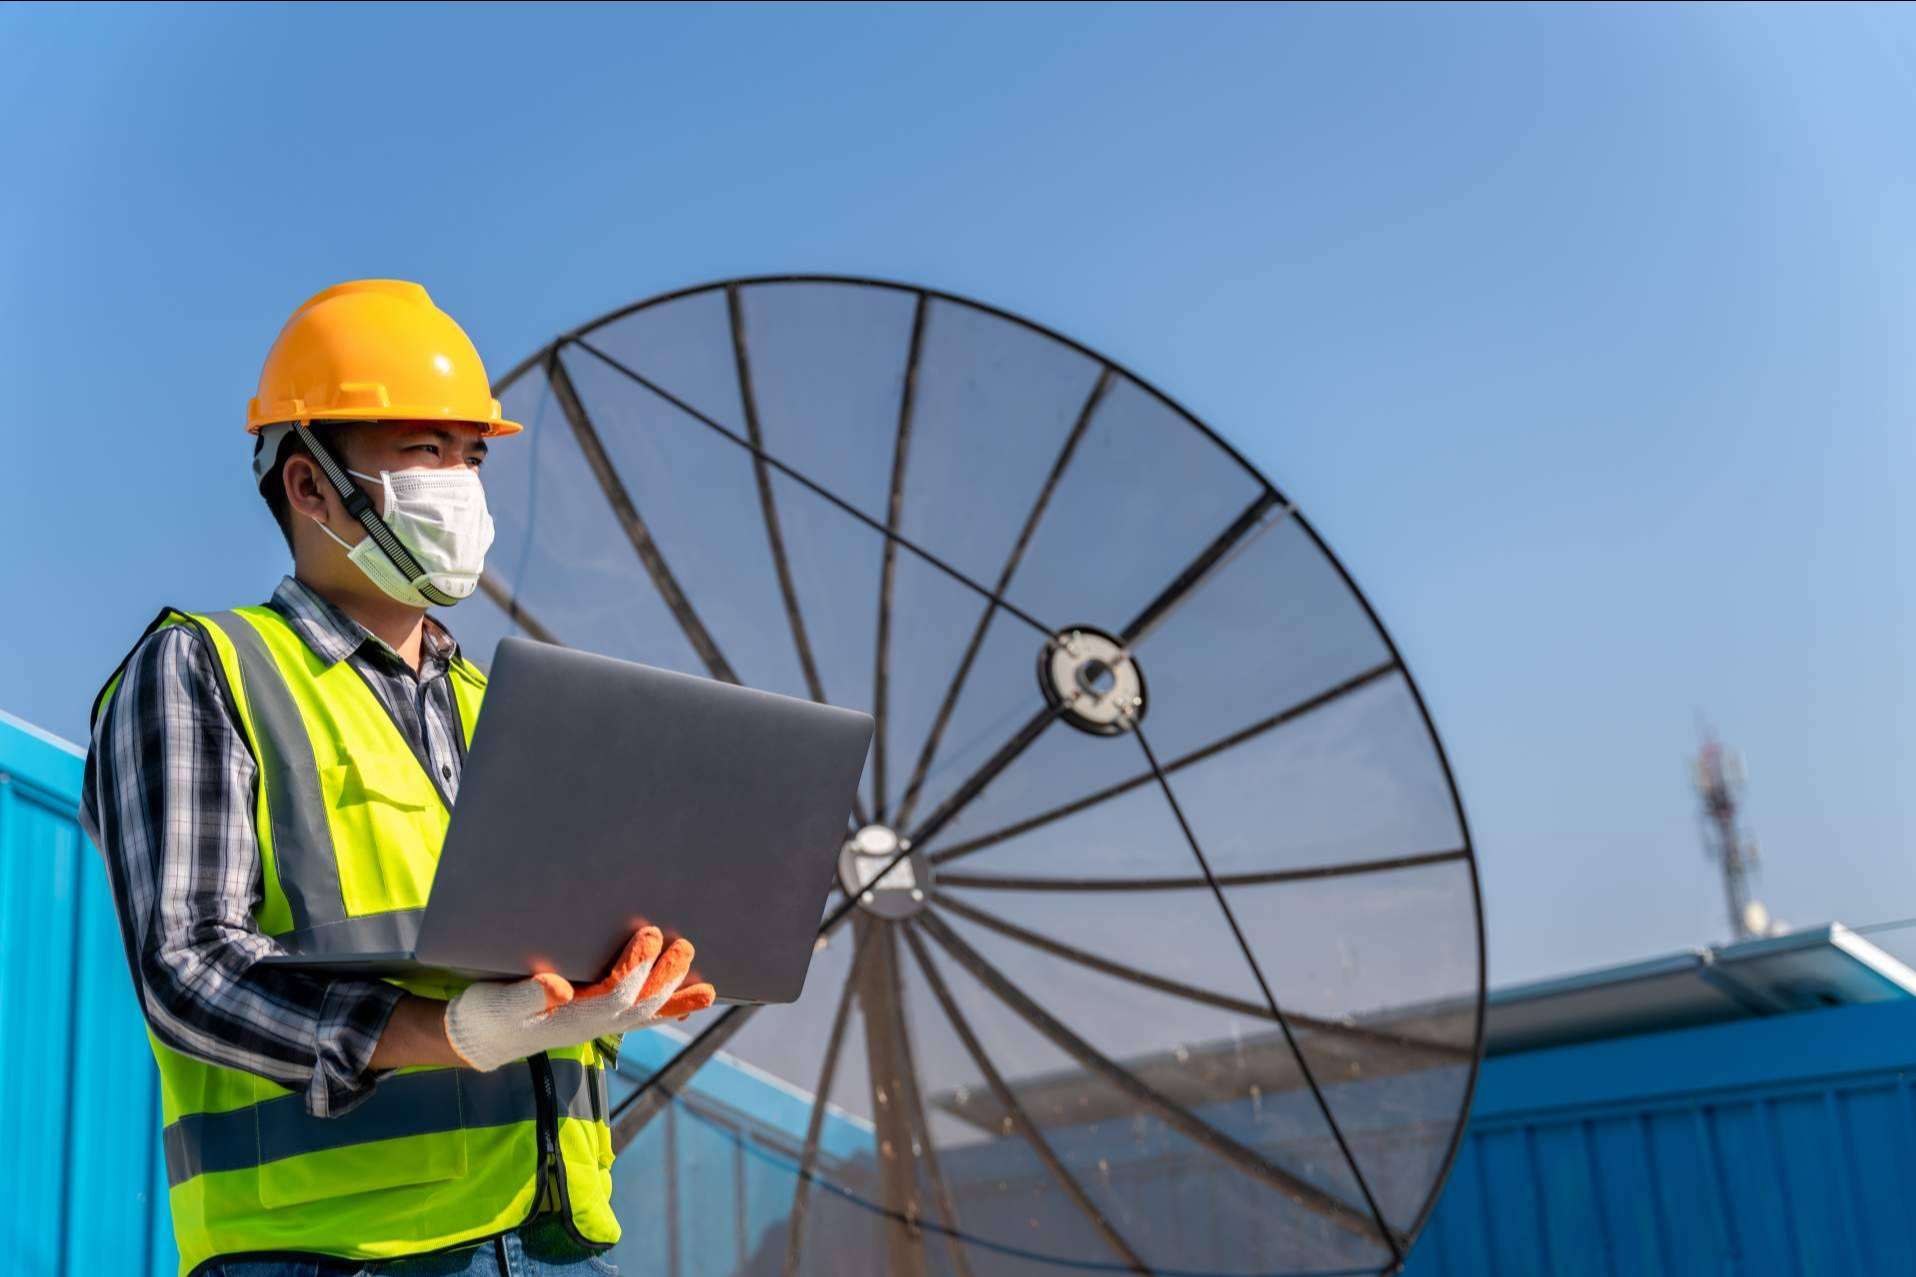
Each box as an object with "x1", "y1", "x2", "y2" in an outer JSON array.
[{"x1": 81, "y1": 623, "x2": 407, "y2": 1118}]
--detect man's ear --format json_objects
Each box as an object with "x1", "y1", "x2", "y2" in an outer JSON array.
[{"x1": 283, "y1": 454, "x2": 332, "y2": 525}]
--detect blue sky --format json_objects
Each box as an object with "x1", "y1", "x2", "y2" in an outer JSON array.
[{"x1": 2, "y1": 2, "x2": 1911, "y2": 986}]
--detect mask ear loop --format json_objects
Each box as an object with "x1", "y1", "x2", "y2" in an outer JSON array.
[{"x1": 293, "y1": 421, "x2": 461, "y2": 608}]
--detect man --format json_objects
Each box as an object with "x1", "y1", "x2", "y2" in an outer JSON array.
[{"x1": 83, "y1": 280, "x2": 716, "y2": 1277}]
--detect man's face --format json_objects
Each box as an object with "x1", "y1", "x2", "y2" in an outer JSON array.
[{"x1": 280, "y1": 418, "x2": 495, "y2": 581}]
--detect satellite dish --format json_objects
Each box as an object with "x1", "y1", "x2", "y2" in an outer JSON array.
[{"x1": 470, "y1": 278, "x2": 1483, "y2": 1276}]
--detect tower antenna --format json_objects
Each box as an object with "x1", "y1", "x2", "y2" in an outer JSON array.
[{"x1": 1693, "y1": 727, "x2": 1777, "y2": 941}]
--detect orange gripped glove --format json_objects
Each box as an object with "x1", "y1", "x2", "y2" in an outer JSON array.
[{"x1": 445, "y1": 926, "x2": 717, "y2": 1073}]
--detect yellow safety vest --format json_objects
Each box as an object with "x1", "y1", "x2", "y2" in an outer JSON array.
[{"x1": 94, "y1": 605, "x2": 621, "y2": 1276}]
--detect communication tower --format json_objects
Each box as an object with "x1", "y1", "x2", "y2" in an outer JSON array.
[{"x1": 1693, "y1": 732, "x2": 1781, "y2": 941}]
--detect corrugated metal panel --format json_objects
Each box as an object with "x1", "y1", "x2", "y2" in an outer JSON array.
[
  {"x1": 1404, "y1": 998, "x2": 1916, "y2": 1277},
  {"x1": 0, "y1": 711, "x2": 176, "y2": 1277}
]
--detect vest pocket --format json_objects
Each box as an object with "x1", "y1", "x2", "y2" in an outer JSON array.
[
  {"x1": 258, "y1": 1127, "x2": 469, "y2": 1208},
  {"x1": 323, "y1": 752, "x2": 433, "y2": 810},
  {"x1": 319, "y1": 754, "x2": 446, "y2": 914},
  {"x1": 254, "y1": 1069, "x2": 472, "y2": 1209}
]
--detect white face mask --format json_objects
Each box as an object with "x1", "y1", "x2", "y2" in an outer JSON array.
[{"x1": 317, "y1": 466, "x2": 496, "y2": 608}]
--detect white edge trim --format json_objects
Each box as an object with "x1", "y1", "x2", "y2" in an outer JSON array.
[{"x1": 0, "y1": 707, "x2": 85, "y2": 758}]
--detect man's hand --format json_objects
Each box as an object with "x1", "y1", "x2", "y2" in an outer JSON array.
[{"x1": 443, "y1": 927, "x2": 717, "y2": 1073}]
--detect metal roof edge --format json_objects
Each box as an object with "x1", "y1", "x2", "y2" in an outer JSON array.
[
  {"x1": 0, "y1": 707, "x2": 87, "y2": 807},
  {"x1": 1823, "y1": 922, "x2": 1916, "y2": 995},
  {"x1": 0, "y1": 707, "x2": 84, "y2": 758},
  {"x1": 1479, "y1": 921, "x2": 1916, "y2": 1057},
  {"x1": 1485, "y1": 948, "x2": 1708, "y2": 1007}
]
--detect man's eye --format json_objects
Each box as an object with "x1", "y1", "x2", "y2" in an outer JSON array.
[{"x1": 409, "y1": 444, "x2": 442, "y2": 456}]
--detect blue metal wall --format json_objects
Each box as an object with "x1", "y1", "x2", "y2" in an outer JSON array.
[
  {"x1": 0, "y1": 712, "x2": 175, "y2": 1276},
  {"x1": 1404, "y1": 997, "x2": 1916, "y2": 1277}
]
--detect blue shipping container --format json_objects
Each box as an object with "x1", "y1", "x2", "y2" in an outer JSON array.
[
  {"x1": 1404, "y1": 996, "x2": 1916, "y2": 1277},
  {"x1": 0, "y1": 710, "x2": 176, "y2": 1275}
]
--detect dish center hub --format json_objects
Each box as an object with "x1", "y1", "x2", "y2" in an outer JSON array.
[
  {"x1": 838, "y1": 824, "x2": 930, "y2": 918},
  {"x1": 1040, "y1": 626, "x2": 1146, "y2": 736}
]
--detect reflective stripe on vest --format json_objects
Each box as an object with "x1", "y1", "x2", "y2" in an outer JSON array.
[
  {"x1": 96, "y1": 604, "x2": 622, "y2": 1276},
  {"x1": 204, "y1": 609, "x2": 349, "y2": 932},
  {"x1": 163, "y1": 1058, "x2": 608, "y2": 1187}
]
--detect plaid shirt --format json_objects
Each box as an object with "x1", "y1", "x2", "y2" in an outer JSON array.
[{"x1": 81, "y1": 576, "x2": 468, "y2": 1118}]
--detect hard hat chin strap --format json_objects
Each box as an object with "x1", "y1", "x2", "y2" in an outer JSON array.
[{"x1": 293, "y1": 423, "x2": 462, "y2": 608}]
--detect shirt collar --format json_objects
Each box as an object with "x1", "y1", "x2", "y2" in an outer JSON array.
[{"x1": 269, "y1": 576, "x2": 460, "y2": 670}]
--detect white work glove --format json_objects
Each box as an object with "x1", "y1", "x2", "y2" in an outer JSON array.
[{"x1": 445, "y1": 926, "x2": 716, "y2": 1073}]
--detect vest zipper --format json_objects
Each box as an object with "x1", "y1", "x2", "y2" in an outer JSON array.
[
  {"x1": 530, "y1": 1051, "x2": 604, "y2": 1249},
  {"x1": 532, "y1": 1050, "x2": 561, "y2": 1185}
]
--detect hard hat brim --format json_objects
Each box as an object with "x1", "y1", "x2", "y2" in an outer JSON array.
[{"x1": 245, "y1": 409, "x2": 523, "y2": 438}]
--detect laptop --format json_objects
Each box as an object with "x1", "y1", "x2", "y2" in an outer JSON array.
[{"x1": 258, "y1": 636, "x2": 875, "y2": 1005}]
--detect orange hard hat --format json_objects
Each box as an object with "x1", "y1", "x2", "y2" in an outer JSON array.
[{"x1": 245, "y1": 279, "x2": 521, "y2": 436}]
